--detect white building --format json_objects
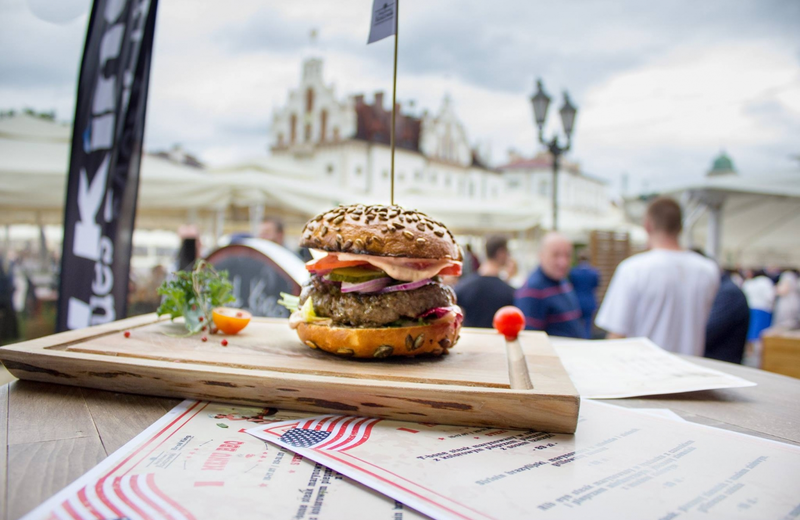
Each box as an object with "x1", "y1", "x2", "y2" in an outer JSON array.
[
  {"x1": 497, "y1": 151, "x2": 611, "y2": 225},
  {"x1": 252, "y1": 53, "x2": 640, "y2": 266},
  {"x1": 269, "y1": 56, "x2": 505, "y2": 206}
]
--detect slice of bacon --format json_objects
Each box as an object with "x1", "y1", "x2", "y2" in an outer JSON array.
[{"x1": 305, "y1": 251, "x2": 461, "y2": 282}]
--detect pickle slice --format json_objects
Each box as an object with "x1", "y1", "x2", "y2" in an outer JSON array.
[{"x1": 327, "y1": 266, "x2": 388, "y2": 283}]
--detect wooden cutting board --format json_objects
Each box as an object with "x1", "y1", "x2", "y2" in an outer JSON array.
[{"x1": 0, "y1": 313, "x2": 579, "y2": 433}]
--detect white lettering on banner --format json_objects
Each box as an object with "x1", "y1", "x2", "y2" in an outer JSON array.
[
  {"x1": 104, "y1": 189, "x2": 113, "y2": 222},
  {"x1": 99, "y1": 24, "x2": 125, "y2": 70},
  {"x1": 89, "y1": 294, "x2": 116, "y2": 324},
  {"x1": 66, "y1": 0, "x2": 154, "y2": 329},
  {"x1": 67, "y1": 297, "x2": 92, "y2": 330},
  {"x1": 89, "y1": 114, "x2": 115, "y2": 151},
  {"x1": 93, "y1": 75, "x2": 116, "y2": 115},
  {"x1": 73, "y1": 156, "x2": 110, "y2": 262},
  {"x1": 105, "y1": 0, "x2": 126, "y2": 22},
  {"x1": 66, "y1": 0, "x2": 130, "y2": 330},
  {"x1": 120, "y1": 1, "x2": 152, "y2": 117}
]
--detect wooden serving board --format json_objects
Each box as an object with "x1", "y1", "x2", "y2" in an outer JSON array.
[{"x1": 0, "y1": 313, "x2": 579, "y2": 433}]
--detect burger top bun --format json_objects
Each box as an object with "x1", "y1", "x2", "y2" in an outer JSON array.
[{"x1": 299, "y1": 204, "x2": 461, "y2": 261}]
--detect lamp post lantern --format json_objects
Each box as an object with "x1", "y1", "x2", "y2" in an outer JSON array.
[{"x1": 530, "y1": 79, "x2": 578, "y2": 231}]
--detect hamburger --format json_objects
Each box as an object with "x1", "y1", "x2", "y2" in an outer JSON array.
[{"x1": 281, "y1": 204, "x2": 463, "y2": 358}]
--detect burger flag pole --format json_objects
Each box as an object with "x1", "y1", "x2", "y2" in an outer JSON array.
[{"x1": 367, "y1": 0, "x2": 399, "y2": 205}]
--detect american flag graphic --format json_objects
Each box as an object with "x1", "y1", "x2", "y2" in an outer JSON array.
[
  {"x1": 46, "y1": 473, "x2": 196, "y2": 520},
  {"x1": 279, "y1": 415, "x2": 382, "y2": 452}
]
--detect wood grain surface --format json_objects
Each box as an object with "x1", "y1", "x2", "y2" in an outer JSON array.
[
  {"x1": 66, "y1": 319, "x2": 537, "y2": 388},
  {"x1": 0, "y1": 314, "x2": 581, "y2": 433},
  {"x1": 0, "y1": 383, "x2": 7, "y2": 520},
  {"x1": 2, "y1": 333, "x2": 800, "y2": 519}
]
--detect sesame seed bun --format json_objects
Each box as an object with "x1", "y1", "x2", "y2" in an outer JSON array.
[{"x1": 299, "y1": 204, "x2": 461, "y2": 261}]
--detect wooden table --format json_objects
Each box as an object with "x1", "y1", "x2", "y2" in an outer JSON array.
[{"x1": 2, "y1": 357, "x2": 800, "y2": 520}]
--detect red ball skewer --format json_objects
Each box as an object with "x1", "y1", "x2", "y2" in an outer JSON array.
[{"x1": 493, "y1": 306, "x2": 534, "y2": 390}]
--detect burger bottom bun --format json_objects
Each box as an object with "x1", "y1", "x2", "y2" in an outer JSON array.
[{"x1": 296, "y1": 320, "x2": 462, "y2": 359}]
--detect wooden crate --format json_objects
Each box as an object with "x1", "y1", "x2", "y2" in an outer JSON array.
[
  {"x1": 762, "y1": 331, "x2": 800, "y2": 379},
  {"x1": 0, "y1": 313, "x2": 580, "y2": 433},
  {"x1": 589, "y1": 230, "x2": 631, "y2": 306}
]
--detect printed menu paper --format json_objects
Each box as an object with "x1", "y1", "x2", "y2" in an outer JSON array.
[
  {"x1": 551, "y1": 337, "x2": 756, "y2": 398},
  {"x1": 248, "y1": 400, "x2": 800, "y2": 520},
  {"x1": 22, "y1": 401, "x2": 426, "y2": 520}
]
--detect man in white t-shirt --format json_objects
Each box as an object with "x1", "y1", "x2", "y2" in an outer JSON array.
[{"x1": 595, "y1": 197, "x2": 719, "y2": 356}]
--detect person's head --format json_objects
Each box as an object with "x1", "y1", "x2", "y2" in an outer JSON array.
[
  {"x1": 539, "y1": 232, "x2": 573, "y2": 281},
  {"x1": 776, "y1": 271, "x2": 798, "y2": 297},
  {"x1": 644, "y1": 197, "x2": 682, "y2": 240},
  {"x1": 484, "y1": 235, "x2": 509, "y2": 265},
  {"x1": 259, "y1": 217, "x2": 284, "y2": 244},
  {"x1": 577, "y1": 249, "x2": 590, "y2": 263}
]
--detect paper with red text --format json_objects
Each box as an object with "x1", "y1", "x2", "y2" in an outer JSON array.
[
  {"x1": 247, "y1": 400, "x2": 800, "y2": 520},
  {"x1": 22, "y1": 401, "x2": 426, "y2": 520}
]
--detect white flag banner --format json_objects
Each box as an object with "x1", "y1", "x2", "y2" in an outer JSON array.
[{"x1": 367, "y1": 0, "x2": 396, "y2": 44}]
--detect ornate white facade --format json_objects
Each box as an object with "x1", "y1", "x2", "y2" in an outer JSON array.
[
  {"x1": 270, "y1": 58, "x2": 356, "y2": 150},
  {"x1": 269, "y1": 56, "x2": 504, "y2": 203},
  {"x1": 266, "y1": 56, "x2": 620, "y2": 236}
]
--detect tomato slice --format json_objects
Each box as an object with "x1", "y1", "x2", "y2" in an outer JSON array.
[
  {"x1": 212, "y1": 307, "x2": 252, "y2": 335},
  {"x1": 306, "y1": 252, "x2": 462, "y2": 278},
  {"x1": 438, "y1": 263, "x2": 462, "y2": 276},
  {"x1": 305, "y1": 255, "x2": 369, "y2": 272}
]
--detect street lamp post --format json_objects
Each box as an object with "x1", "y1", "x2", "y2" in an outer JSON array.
[{"x1": 530, "y1": 79, "x2": 577, "y2": 231}]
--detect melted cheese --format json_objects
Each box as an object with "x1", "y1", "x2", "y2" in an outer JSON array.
[{"x1": 316, "y1": 250, "x2": 455, "y2": 282}]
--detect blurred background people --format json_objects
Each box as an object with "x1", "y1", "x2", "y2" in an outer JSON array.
[
  {"x1": 175, "y1": 224, "x2": 201, "y2": 271},
  {"x1": 569, "y1": 250, "x2": 600, "y2": 339},
  {"x1": 514, "y1": 232, "x2": 583, "y2": 338},
  {"x1": 455, "y1": 235, "x2": 516, "y2": 328},
  {"x1": 742, "y1": 270, "x2": 775, "y2": 342},
  {"x1": 259, "y1": 216, "x2": 312, "y2": 261},
  {"x1": 0, "y1": 259, "x2": 19, "y2": 346},
  {"x1": 258, "y1": 216, "x2": 285, "y2": 245},
  {"x1": 595, "y1": 197, "x2": 719, "y2": 355},
  {"x1": 770, "y1": 271, "x2": 800, "y2": 331},
  {"x1": 705, "y1": 269, "x2": 750, "y2": 364},
  {"x1": 462, "y1": 244, "x2": 481, "y2": 278}
]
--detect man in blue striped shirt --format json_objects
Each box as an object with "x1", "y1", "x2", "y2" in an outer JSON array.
[{"x1": 514, "y1": 233, "x2": 584, "y2": 338}]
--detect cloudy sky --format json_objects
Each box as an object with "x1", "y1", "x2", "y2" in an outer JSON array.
[{"x1": 2, "y1": 0, "x2": 799, "y2": 194}]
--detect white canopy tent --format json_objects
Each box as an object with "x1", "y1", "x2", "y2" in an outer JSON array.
[
  {"x1": 0, "y1": 114, "x2": 237, "y2": 230},
  {"x1": 2, "y1": 113, "x2": 643, "y2": 251},
  {"x1": 660, "y1": 172, "x2": 800, "y2": 267},
  {"x1": 214, "y1": 158, "x2": 643, "y2": 239}
]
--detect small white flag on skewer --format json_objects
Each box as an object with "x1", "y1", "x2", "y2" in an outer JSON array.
[{"x1": 367, "y1": 0, "x2": 396, "y2": 44}]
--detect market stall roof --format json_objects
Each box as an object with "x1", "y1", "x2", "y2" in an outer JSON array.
[
  {"x1": 0, "y1": 114, "x2": 235, "y2": 227},
  {"x1": 658, "y1": 170, "x2": 800, "y2": 267}
]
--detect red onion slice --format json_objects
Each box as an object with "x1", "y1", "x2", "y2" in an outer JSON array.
[
  {"x1": 340, "y1": 277, "x2": 391, "y2": 294},
  {"x1": 376, "y1": 278, "x2": 434, "y2": 294},
  {"x1": 418, "y1": 306, "x2": 464, "y2": 327}
]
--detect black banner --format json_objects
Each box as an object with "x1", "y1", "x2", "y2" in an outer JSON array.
[{"x1": 57, "y1": 0, "x2": 159, "y2": 332}]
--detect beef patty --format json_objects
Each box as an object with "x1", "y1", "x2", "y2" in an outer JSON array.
[{"x1": 299, "y1": 275, "x2": 456, "y2": 327}]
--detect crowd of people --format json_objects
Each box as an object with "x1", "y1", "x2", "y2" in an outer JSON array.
[
  {"x1": 454, "y1": 196, "x2": 800, "y2": 365},
  {"x1": 3, "y1": 197, "x2": 797, "y2": 366}
]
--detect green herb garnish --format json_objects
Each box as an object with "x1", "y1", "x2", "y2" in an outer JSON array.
[
  {"x1": 278, "y1": 292, "x2": 300, "y2": 312},
  {"x1": 157, "y1": 260, "x2": 235, "y2": 335}
]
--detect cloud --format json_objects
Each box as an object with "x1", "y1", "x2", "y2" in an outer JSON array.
[
  {"x1": 0, "y1": 1, "x2": 85, "y2": 91},
  {"x1": 1, "y1": 0, "x2": 798, "y2": 193}
]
